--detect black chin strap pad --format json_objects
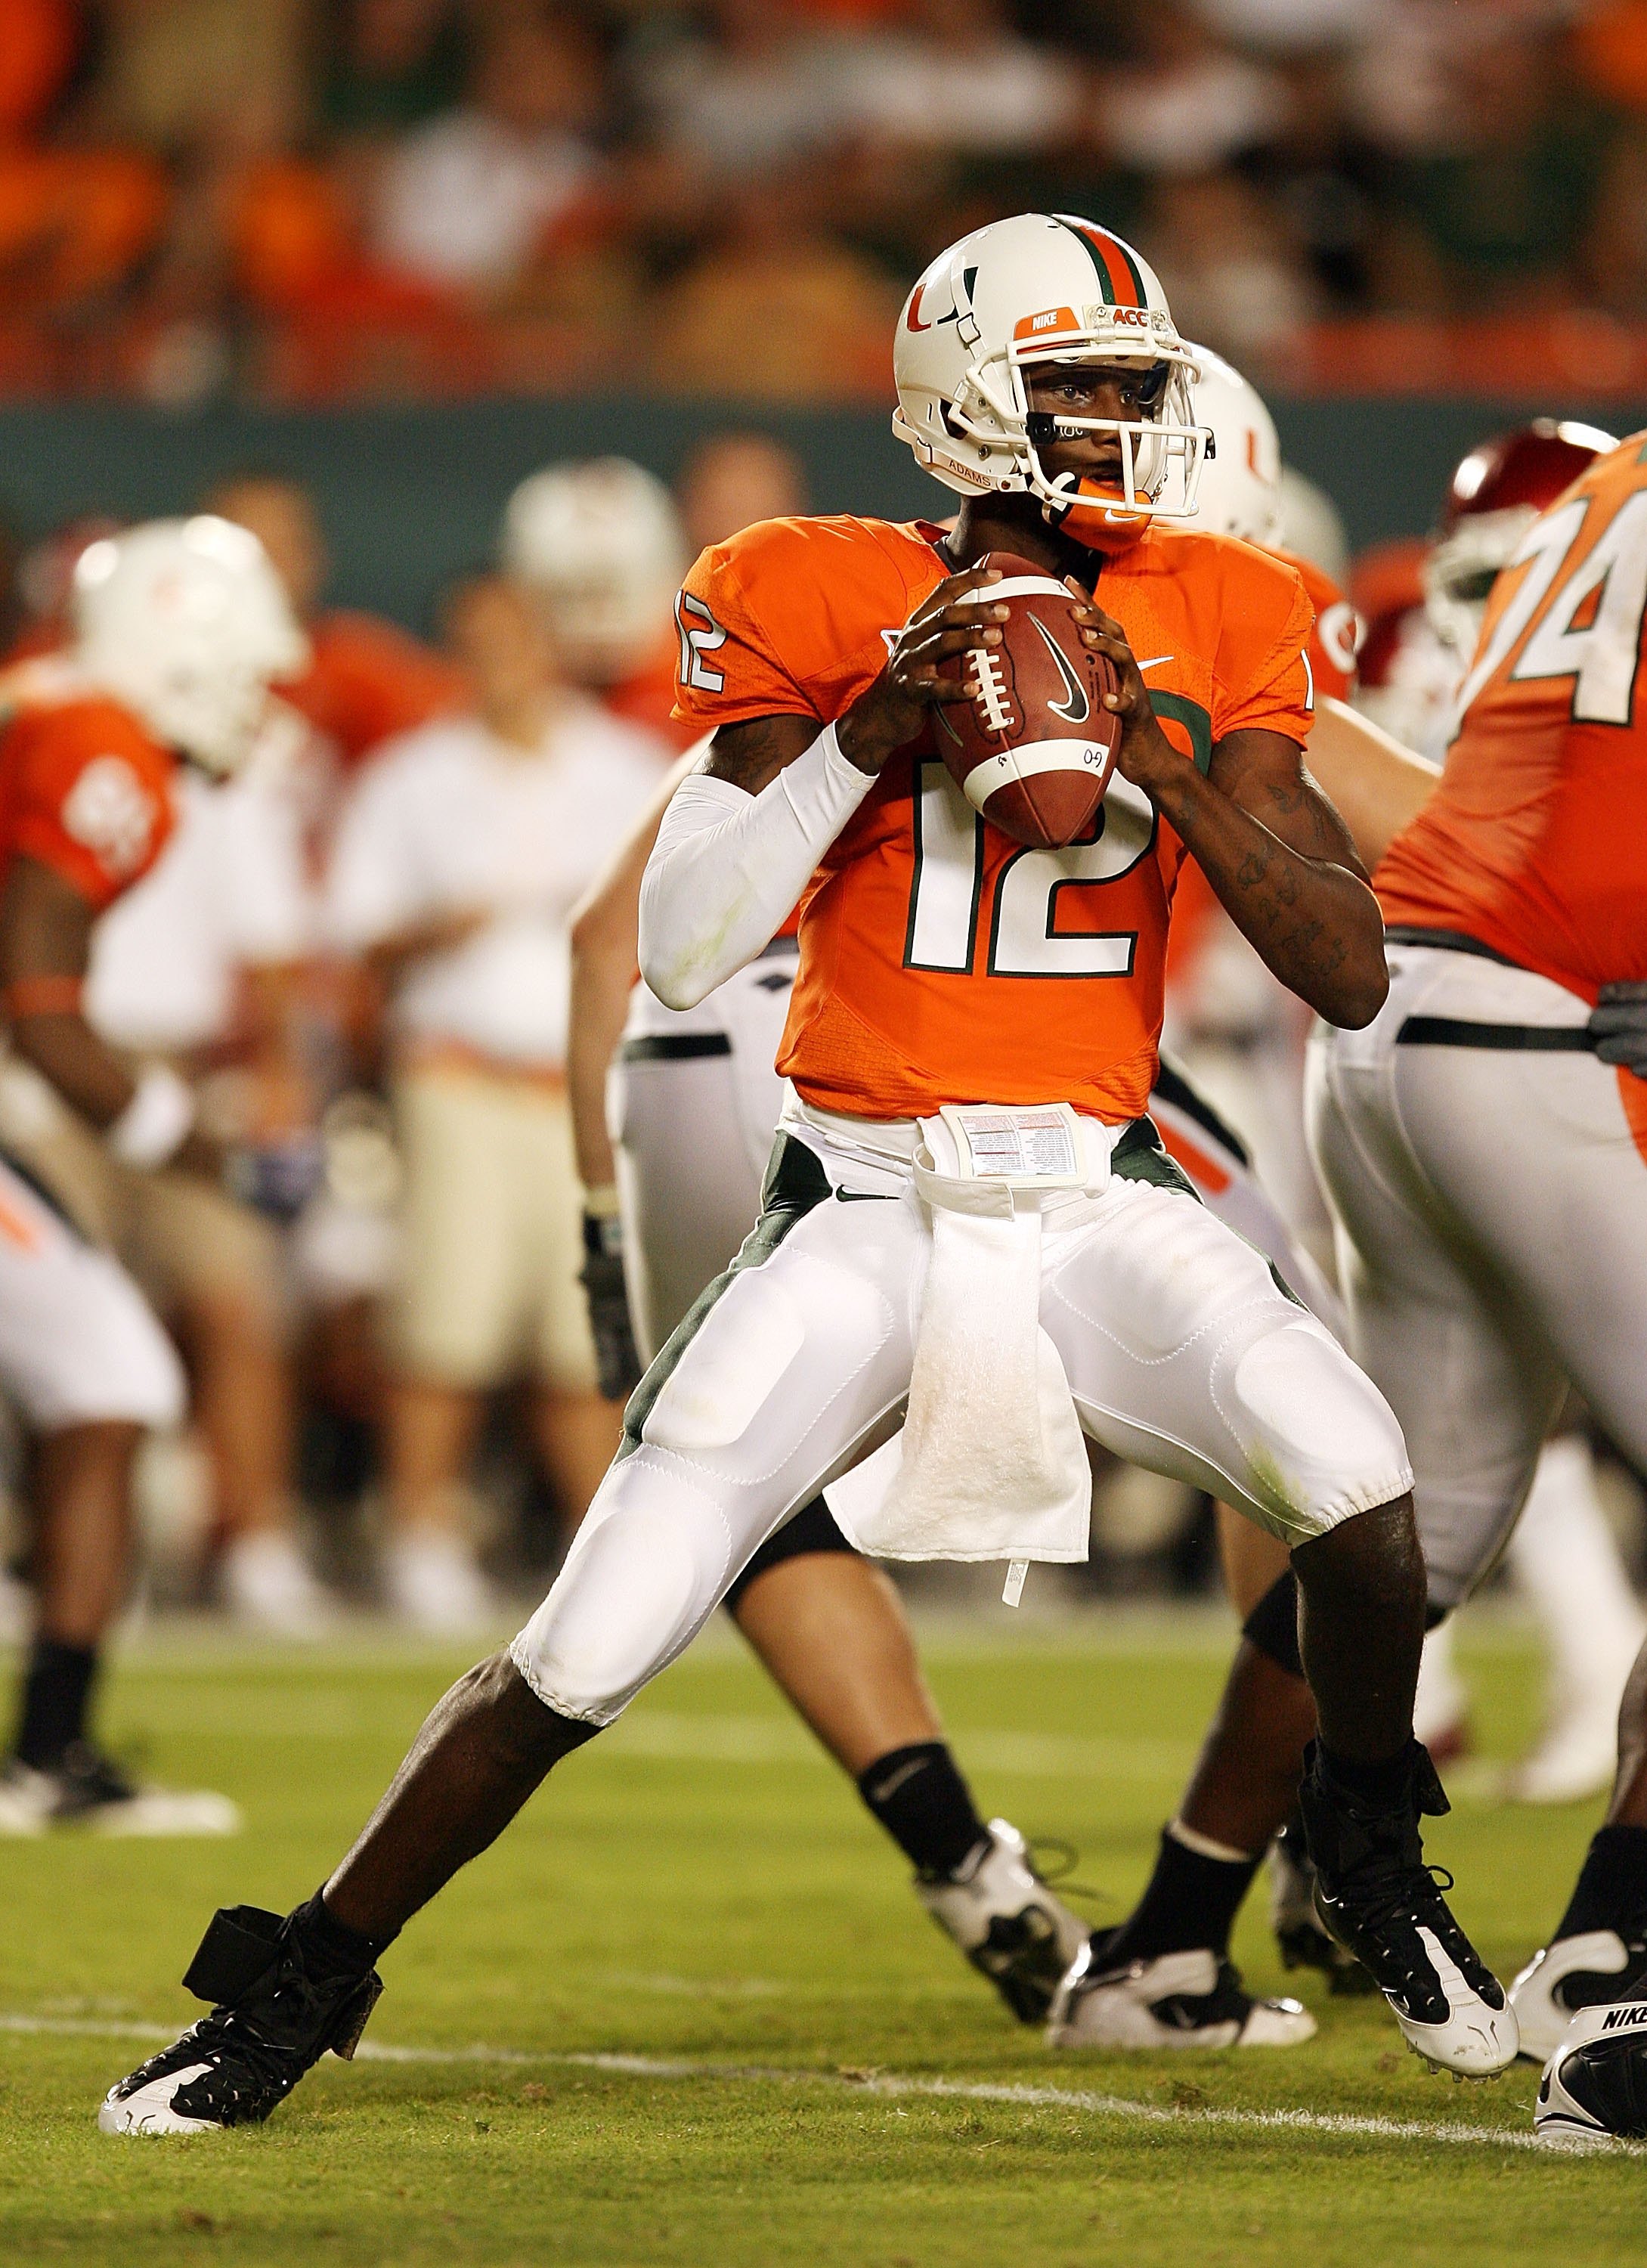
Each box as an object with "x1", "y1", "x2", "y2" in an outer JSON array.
[
  {"x1": 1243, "y1": 1568, "x2": 1303, "y2": 1679},
  {"x1": 181, "y1": 1905, "x2": 285, "y2": 2003}
]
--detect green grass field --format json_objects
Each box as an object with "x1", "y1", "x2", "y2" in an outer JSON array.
[{"x1": 0, "y1": 1608, "x2": 1639, "y2": 2267}]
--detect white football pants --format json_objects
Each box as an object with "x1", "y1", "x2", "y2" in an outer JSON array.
[
  {"x1": 611, "y1": 950, "x2": 1340, "y2": 1356},
  {"x1": 0, "y1": 1151, "x2": 184, "y2": 1431},
  {"x1": 514, "y1": 1107, "x2": 1410, "y2": 1724},
  {"x1": 1307, "y1": 942, "x2": 1647, "y2": 1610}
]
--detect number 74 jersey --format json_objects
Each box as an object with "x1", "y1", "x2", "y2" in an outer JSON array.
[
  {"x1": 673, "y1": 513, "x2": 1314, "y2": 1124},
  {"x1": 1377, "y1": 434, "x2": 1647, "y2": 998}
]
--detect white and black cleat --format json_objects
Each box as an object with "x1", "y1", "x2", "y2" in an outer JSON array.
[
  {"x1": 101, "y1": 1904, "x2": 381, "y2": 2136},
  {"x1": 1299, "y1": 1739, "x2": 1517, "y2": 2079},
  {"x1": 917, "y1": 1817, "x2": 1090, "y2": 2024},
  {"x1": 1535, "y1": 1997, "x2": 1647, "y2": 2151},
  {"x1": 1510, "y1": 1931, "x2": 1647, "y2": 2065},
  {"x1": 1047, "y1": 1935, "x2": 1315, "y2": 2050},
  {"x1": 0, "y1": 1746, "x2": 239, "y2": 1838}
]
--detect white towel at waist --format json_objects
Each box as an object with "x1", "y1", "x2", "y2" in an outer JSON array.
[{"x1": 794, "y1": 1101, "x2": 1119, "y2": 1565}]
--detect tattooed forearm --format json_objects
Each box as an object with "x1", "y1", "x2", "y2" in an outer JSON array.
[{"x1": 1150, "y1": 734, "x2": 1387, "y2": 1027}]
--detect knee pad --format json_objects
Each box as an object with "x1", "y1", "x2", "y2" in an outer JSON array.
[
  {"x1": 1243, "y1": 1567, "x2": 1303, "y2": 1678},
  {"x1": 724, "y1": 1492, "x2": 857, "y2": 1612},
  {"x1": 510, "y1": 1454, "x2": 734, "y2": 1724}
]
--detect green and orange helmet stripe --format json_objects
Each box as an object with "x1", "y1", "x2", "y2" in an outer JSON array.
[{"x1": 1052, "y1": 215, "x2": 1150, "y2": 311}]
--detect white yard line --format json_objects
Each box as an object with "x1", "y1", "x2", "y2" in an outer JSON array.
[{"x1": 3, "y1": 2009, "x2": 1602, "y2": 2155}]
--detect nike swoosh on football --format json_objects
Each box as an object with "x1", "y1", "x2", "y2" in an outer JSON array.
[{"x1": 1027, "y1": 613, "x2": 1091, "y2": 723}]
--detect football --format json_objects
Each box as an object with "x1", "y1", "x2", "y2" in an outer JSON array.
[{"x1": 933, "y1": 552, "x2": 1122, "y2": 849}]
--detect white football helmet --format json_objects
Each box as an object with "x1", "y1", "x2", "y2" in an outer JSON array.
[
  {"x1": 501, "y1": 457, "x2": 686, "y2": 683},
  {"x1": 1185, "y1": 346, "x2": 1281, "y2": 545},
  {"x1": 72, "y1": 517, "x2": 308, "y2": 779},
  {"x1": 892, "y1": 212, "x2": 1209, "y2": 544}
]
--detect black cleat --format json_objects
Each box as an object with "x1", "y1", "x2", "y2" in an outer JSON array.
[
  {"x1": 1299, "y1": 1740, "x2": 1516, "y2": 2076},
  {"x1": 100, "y1": 1904, "x2": 382, "y2": 2135},
  {"x1": 1269, "y1": 1811, "x2": 1376, "y2": 1994}
]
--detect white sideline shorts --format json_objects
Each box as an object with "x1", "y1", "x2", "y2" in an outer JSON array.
[
  {"x1": 1306, "y1": 941, "x2": 1647, "y2": 1610},
  {"x1": 513, "y1": 1105, "x2": 1410, "y2": 1724},
  {"x1": 389, "y1": 1062, "x2": 596, "y2": 1395},
  {"x1": 0, "y1": 1151, "x2": 184, "y2": 1430}
]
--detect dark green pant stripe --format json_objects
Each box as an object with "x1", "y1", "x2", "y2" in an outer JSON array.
[{"x1": 618, "y1": 1133, "x2": 834, "y2": 1458}]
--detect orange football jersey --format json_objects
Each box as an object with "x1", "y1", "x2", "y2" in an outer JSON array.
[
  {"x1": 1277, "y1": 547, "x2": 1361, "y2": 703},
  {"x1": 280, "y1": 610, "x2": 464, "y2": 771},
  {"x1": 1167, "y1": 546, "x2": 1358, "y2": 987},
  {"x1": 607, "y1": 629, "x2": 703, "y2": 751},
  {"x1": 0, "y1": 691, "x2": 176, "y2": 912},
  {"x1": 1376, "y1": 435, "x2": 1647, "y2": 1001},
  {"x1": 673, "y1": 515, "x2": 1314, "y2": 1123}
]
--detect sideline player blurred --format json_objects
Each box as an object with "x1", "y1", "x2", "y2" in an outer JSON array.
[
  {"x1": 104, "y1": 215, "x2": 1515, "y2": 2138},
  {"x1": 203, "y1": 472, "x2": 466, "y2": 783},
  {"x1": 0, "y1": 516, "x2": 305, "y2": 1829},
  {"x1": 324, "y1": 575, "x2": 665, "y2": 1631}
]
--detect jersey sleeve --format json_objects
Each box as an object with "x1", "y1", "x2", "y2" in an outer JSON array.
[
  {"x1": 1290, "y1": 554, "x2": 1362, "y2": 702},
  {"x1": 672, "y1": 528, "x2": 825, "y2": 731},
  {"x1": 8, "y1": 706, "x2": 175, "y2": 911},
  {"x1": 1212, "y1": 558, "x2": 1317, "y2": 744}
]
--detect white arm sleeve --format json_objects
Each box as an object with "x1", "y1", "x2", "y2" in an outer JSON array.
[{"x1": 638, "y1": 723, "x2": 875, "y2": 1009}]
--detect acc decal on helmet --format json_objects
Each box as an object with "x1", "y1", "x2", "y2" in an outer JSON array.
[{"x1": 891, "y1": 212, "x2": 1209, "y2": 546}]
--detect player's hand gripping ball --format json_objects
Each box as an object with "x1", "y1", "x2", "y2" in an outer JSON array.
[{"x1": 935, "y1": 552, "x2": 1121, "y2": 848}]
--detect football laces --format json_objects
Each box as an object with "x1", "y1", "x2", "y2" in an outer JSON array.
[{"x1": 969, "y1": 646, "x2": 1016, "y2": 737}]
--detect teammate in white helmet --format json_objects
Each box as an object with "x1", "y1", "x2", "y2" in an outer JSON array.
[{"x1": 0, "y1": 516, "x2": 305, "y2": 1831}]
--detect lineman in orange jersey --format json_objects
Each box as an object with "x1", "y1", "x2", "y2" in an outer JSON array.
[
  {"x1": 1305, "y1": 435, "x2": 1647, "y2": 2110},
  {"x1": 0, "y1": 516, "x2": 305, "y2": 1833},
  {"x1": 104, "y1": 217, "x2": 1513, "y2": 2143}
]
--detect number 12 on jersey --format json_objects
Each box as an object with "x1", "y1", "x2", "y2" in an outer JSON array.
[{"x1": 903, "y1": 760, "x2": 1156, "y2": 978}]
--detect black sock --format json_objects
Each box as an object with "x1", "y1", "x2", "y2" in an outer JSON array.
[
  {"x1": 14, "y1": 1639, "x2": 97, "y2": 1770},
  {"x1": 1102, "y1": 1826, "x2": 1259, "y2": 1965},
  {"x1": 1554, "y1": 1825, "x2": 1647, "y2": 1944},
  {"x1": 1317, "y1": 1740, "x2": 1413, "y2": 1810},
  {"x1": 857, "y1": 1742, "x2": 988, "y2": 1879},
  {"x1": 294, "y1": 1889, "x2": 396, "y2": 1973}
]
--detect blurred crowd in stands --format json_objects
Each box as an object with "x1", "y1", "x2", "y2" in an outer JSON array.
[{"x1": 4, "y1": 0, "x2": 1647, "y2": 404}]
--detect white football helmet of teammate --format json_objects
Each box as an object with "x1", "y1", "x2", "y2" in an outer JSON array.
[
  {"x1": 501, "y1": 457, "x2": 686, "y2": 683},
  {"x1": 72, "y1": 517, "x2": 308, "y2": 779},
  {"x1": 1186, "y1": 346, "x2": 1282, "y2": 545},
  {"x1": 892, "y1": 212, "x2": 1209, "y2": 543}
]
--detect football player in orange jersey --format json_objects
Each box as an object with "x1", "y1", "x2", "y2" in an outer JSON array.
[
  {"x1": 1313, "y1": 432, "x2": 1647, "y2": 2112},
  {"x1": 1101, "y1": 414, "x2": 1647, "y2": 1997},
  {"x1": 0, "y1": 517, "x2": 305, "y2": 1833},
  {"x1": 104, "y1": 215, "x2": 1515, "y2": 2140}
]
